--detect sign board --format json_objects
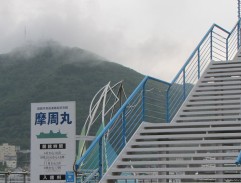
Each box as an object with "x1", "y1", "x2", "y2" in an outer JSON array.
[{"x1": 31, "y1": 101, "x2": 76, "y2": 183}]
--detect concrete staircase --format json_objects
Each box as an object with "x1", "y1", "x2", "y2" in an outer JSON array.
[{"x1": 100, "y1": 60, "x2": 241, "y2": 182}]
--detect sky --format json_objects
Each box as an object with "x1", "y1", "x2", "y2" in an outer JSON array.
[{"x1": 0, "y1": 0, "x2": 238, "y2": 81}]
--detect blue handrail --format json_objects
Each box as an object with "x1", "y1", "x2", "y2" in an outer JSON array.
[
  {"x1": 75, "y1": 76, "x2": 170, "y2": 170},
  {"x1": 75, "y1": 18, "x2": 241, "y2": 182},
  {"x1": 171, "y1": 24, "x2": 229, "y2": 85},
  {"x1": 166, "y1": 21, "x2": 240, "y2": 122}
]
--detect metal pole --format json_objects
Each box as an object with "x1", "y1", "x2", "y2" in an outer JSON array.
[
  {"x1": 238, "y1": 19, "x2": 241, "y2": 50},
  {"x1": 142, "y1": 84, "x2": 145, "y2": 122},
  {"x1": 142, "y1": 78, "x2": 149, "y2": 122},
  {"x1": 238, "y1": 0, "x2": 241, "y2": 50},
  {"x1": 23, "y1": 172, "x2": 26, "y2": 183},
  {"x1": 198, "y1": 48, "x2": 200, "y2": 79},
  {"x1": 210, "y1": 31, "x2": 213, "y2": 60},
  {"x1": 238, "y1": 0, "x2": 240, "y2": 20},
  {"x1": 4, "y1": 173, "x2": 7, "y2": 183},
  {"x1": 166, "y1": 89, "x2": 170, "y2": 123},
  {"x1": 122, "y1": 108, "x2": 126, "y2": 148},
  {"x1": 98, "y1": 137, "x2": 103, "y2": 180},
  {"x1": 226, "y1": 39, "x2": 229, "y2": 61},
  {"x1": 183, "y1": 69, "x2": 186, "y2": 101}
]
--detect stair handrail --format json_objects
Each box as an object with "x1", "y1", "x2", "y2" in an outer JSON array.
[
  {"x1": 166, "y1": 19, "x2": 241, "y2": 122},
  {"x1": 75, "y1": 18, "x2": 241, "y2": 182},
  {"x1": 75, "y1": 76, "x2": 170, "y2": 171},
  {"x1": 171, "y1": 24, "x2": 230, "y2": 85}
]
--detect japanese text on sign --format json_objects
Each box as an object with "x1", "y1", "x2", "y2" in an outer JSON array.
[{"x1": 35, "y1": 112, "x2": 72, "y2": 125}]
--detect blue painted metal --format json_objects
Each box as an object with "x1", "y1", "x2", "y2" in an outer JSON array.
[
  {"x1": 98, "y1": 137, "x2": 103, "y2": 179},
  {"x1": 166, "y1": 22, "x2": 236, "y2": 122},
  {"x1": 235, "y1": 150, "x2": 241, "y2": 165},
  {"x1": 75, "y1": 18, "x2": 241, "y2": 181},
  {"x1": 183, "y1": 69, "x2": 186, "y2": 101},
  {"x1": 171, "y1": 24, "x2": 215, "y2": 85},
  {"x1": 142, "y1": 81, "x2": 146, "y2": 122},
  {"x1": 238, "y1": 19, "x2": 240, "y2": 50},
  {"x1": 226, "y1": 39, "x2": 229, "y2": 61},
  {"x1": 75, "y1": 76, "x2": 170, "y2": 170},
  {"x1": 210, "y1": 30, "x2": 213, "y2": 60},
  {"x1": 198, "y1": 48, "x2": 200, "y2": 79},
  {"x1": 238, "y1": 0, "x2": 240, "y2": 19},
  {"x1": 122, "y1": 107, "x2": 126, "y2": 148},
  {"x1": 166, "y1": 90, "x2": 169, "y2": 123}
]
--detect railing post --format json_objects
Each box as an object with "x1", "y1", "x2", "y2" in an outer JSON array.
[
  {"x1": 4, "y1": 172, "x2": 7, "y2": 183},
  {"x1": 210, "y1": 30, "x2": 213, "y2": 60},
  {"x1": 238, "y1": 0, "x2": 241, "y2": 50},
  {"x1": 122, "y1": 107, "x2": 126, "y2": 148},
  {"x1": 23, "y1": 172, "x2": 26, "y2": 183},
  {"x1": 238, "y1": 0, "x2": 240, "y2": 20},
  {"x1": 198, "y1": 48, "x2": 200, "y2": 79},
  {"x1": 226, "y1": 38, "x2": 229, "y2": 61},
  {"x1": 98, "y1": 137, "x2": 103, "y2": 180},
  {"x1": 142, "y1": 82, "x2": 146, "y2": 122},
  {"x1": 183, "y1": 69, "x2": 186, "y2": 101},
  {"x1": 238, "y1": 19, "x2": 241, "y2": 50},
  {"x1": 166, "y1": 89, "x2": 170, "y2": 123}
]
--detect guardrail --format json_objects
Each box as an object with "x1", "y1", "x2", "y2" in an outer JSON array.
[
  {"x1": 75, "y1": 18, "x2": 241, "y2": 182},
  {"x1": 75, "y1": 76, "x2": 170, "y2": 181},
  {"x1": 167, "y1": 21, "x2": 241, "y2": 122}
]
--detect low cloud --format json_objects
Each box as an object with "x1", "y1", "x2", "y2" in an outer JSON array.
[{"x1": 0, "y1": 0, "x2": 237, "y2": 81}]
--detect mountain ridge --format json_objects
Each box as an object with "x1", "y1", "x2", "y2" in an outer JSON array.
[{"x1": 0, "y1": 41, "x2": 144, "y2": 149}]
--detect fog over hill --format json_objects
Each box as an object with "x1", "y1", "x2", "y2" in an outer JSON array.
[{"x1": 0, "y1": 41, "x2": 144, "y2": 149}]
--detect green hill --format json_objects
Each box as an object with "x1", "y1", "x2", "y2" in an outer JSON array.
[{"x1": 0, "y1": 41, "x2": 144, "y2": 149}]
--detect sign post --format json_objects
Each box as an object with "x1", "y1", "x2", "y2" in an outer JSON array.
[{"x1": 31, "y1": 101, "x2": 76, "y2": 183}]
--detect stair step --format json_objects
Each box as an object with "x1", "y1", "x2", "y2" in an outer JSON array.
[
  {"x1": 182, "y1": 106, "x2": 240, "y2": 111},
  {"x1": 207, "y1": 67, "x2": 241, "y2": 73},
  {"x1": 122, "y1": 152, "x2": 237, "y2": 159},
  {"x1": 209, "y1": 61, "x2": 240, "y2": 69},
  {"x1": 110, "y1": 166, "x2": 241, "y2": 173},
  {"x1": 139, "y1": 126, "x2": 241, "y2": 133},
  {"x1": 205, "y1": 72, "x2": 241, "y2": 78},
  {"x1": 176, "y1": 115, "x2": 241, "y2": 122},
  {"x1": 142, "y1": 120, "x2": 241, "y2": 127},
  {"x1": 134, "y1": 132, "x2": 241, "y2": 140},
  {"x1": 179, "y1": 109, "x2": 241, "y2": 115},
  {"x1": 189, "y1": 95, "x2": 241, "y2": 100},
  {"x1": 105, "y1": 174, "x2": 241, "y2": 180},
  {"x1": 185, "y1": 99, "x2": 240, "y2": 106},
  {"x1": 199, "y1": 80, "x2": 241, "y2": 86},
  {"x1": 201, "y1": 76, "x2": 241, "y2": 82},
  {"x1": 195, "y1": 85, "x2": 241, "y2": 91},
  {"x1": 121, "y1": 152, "x2": 238, "y2": 159},
  {"x1": 126, "y1": 145, "x2": 241, "y2": 152},
  {"x1": 100, "y1": 60, "x2": 241, "y2": 182}
]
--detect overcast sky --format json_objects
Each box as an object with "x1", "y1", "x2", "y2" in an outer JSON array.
[{"x1": 0, "y1": 0, "x2": 238, "y2": 81}]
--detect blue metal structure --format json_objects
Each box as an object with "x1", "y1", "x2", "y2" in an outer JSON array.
[
  {"x1": 238, "y1": 0, "x2": 240, "y2": 19},
  {"x1": 235, "y1": 150, "x2": 241, "y2": 165},
  {"x1": 75, "y1": 18, "x2": 241, "y2": 182}
]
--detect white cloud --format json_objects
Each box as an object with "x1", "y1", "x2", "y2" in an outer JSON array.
[{"x1": 0, "y1": 0, "x2": 238, "y2": 81}]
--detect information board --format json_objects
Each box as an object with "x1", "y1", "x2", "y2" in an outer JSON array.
[{"x1": 31, "y1": 101, "x2": 76, "y2": 183}]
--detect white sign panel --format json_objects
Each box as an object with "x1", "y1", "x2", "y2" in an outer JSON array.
[{"x1": 31, "y1": 101, "x2": 76, "y2": 183}]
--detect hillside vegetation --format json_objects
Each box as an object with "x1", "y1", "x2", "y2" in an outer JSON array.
[{"x1": 0, "y1": 42, "x2": 144, "y2": 149}]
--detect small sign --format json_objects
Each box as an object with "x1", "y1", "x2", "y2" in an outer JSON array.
[
  {"x1": 40, "y1": 174, "x2": 65, "y2": 180},
  {"x1": 31, "y1": 101, "x2": 76, "y2": 183},
  {"x1": 66, "y1": 171, "x2": 75, "y2": 182}
]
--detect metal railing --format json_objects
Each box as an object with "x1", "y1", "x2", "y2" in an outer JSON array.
[
  {"x1": 167, "y1": 20, "x2": 241, "y2": 122},
  {"x1": 0, "y1": 172, "x2": 30, "y2": 183},
  {"x1": 75, "y1": 76, "x2": 170, "y2": 182},
  {"x1": 75, "y1": 19, "x2": 241, "y2": 182}
]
